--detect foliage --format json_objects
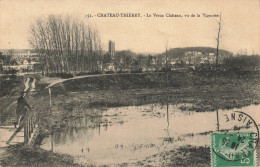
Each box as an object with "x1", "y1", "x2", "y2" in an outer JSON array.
[
  {"x1": 0, "y1": 75, "x2": 21, "y2": 96},
  {"x1": 113, "y1": 50, "x2": 135, "y2": 67},
  {"x1": 223, "y1": 55, "x2": 260, "y2": 70},
  {"x1": 48, "y1": 73, "x2": 73, "y2": 78},
  {"x1": 105, "y1": 71, "x2": 115, "y2": 74},
  {"x1": 113, "y1": 50, "x2": 162, "y2": 71},
  {"x1": 76, "y1": 71, "x2": 102, "y2": 76},
  {"x1": 0, "y1": 51, "x2": 14, "y2": 65},
  {"x1": 4, "y1": 69, "x2": 18, "y2": 76},
  {"x1": 29, "y1": 15, "x2": 102, "y2": 74}
]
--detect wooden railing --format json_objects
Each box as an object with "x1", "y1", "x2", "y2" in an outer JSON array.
[
  {"x1": 24, "y1": 111, "x2": 39, "y2": 144},
  {"x1": 6, "y1": 111, "x2": 39, "y2": 146}
]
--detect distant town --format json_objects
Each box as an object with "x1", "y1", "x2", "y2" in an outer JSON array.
[
  {"x1": 0, "y1": 40, "x2": 259, "y2": 76},
  {"x1": 0, "y1": 1, "x2": 260, "y2": 166}
]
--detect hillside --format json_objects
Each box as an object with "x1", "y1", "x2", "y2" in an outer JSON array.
[{"x1": 164, "y1": 47, "x2": 233, "y2": 59}]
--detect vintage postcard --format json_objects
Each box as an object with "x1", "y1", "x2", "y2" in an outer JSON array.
[{"x1": 0, "y1": 0, "x2": 259, "y2": 166}]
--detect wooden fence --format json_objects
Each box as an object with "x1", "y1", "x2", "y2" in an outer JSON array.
[
  {"x1": 24, "y1": 111, "x2": 39, "y2": 144},
  {"x1": 6, "y1": 111, "x2": 39, "y2": 146}
]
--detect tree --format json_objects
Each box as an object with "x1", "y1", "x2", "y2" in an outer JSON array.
[
  {"x1": 223, "y1": 55, "x2": 260, "y2": 70},
  {"x1": 215, "y1": 13, "x2": 222, "y2": 69},
  {"x1": 0, "y1": 50, "x2": 13, "y2": 65},
  {"x1": 165, "y1": 41, "x2": 169, "y2": 86},
  {"x1": 147, "y1": 55, "x2": 153, "y2": 67},
  {"x1": 29, "y1": 15, "x2": 102, "y2": 75},
  {"x1": 115, "y1": 50, "x2": 134, "y2": 68}
]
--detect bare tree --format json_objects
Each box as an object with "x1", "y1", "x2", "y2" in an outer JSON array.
[
  {"x1": 165, "y1": 40, "x2": 169, "y2": 86},
  {"x1": 29, "y1": 15, "x2": 102, "y2": 75},
  {"x1": 215, "y1": 13, "x2": 222, "y2": 69}
]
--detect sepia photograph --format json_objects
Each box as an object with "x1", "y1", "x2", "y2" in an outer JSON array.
[{"x1": 0, "y1": 0, "x2": 259, "y2": 166}]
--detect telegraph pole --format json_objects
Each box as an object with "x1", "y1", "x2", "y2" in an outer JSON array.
[{"x1": 166, "y1": 41, "x2": 169, "y2": 86}]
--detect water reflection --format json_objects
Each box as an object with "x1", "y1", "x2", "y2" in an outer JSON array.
[{"x1": 41, "y1": 103, "x2": 260, "y2": 165}]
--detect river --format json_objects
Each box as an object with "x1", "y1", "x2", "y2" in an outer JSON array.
[{"x1": 40, "y1": 103, "x2": 260, "y2": 166}]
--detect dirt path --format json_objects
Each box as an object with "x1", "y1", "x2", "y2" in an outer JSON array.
[
  {"x1": 45, "y1": 73, "x2": 135, "y2": 88},
  {"x1": 3, "y1": 77, "x2": 34, "y2": 114}
]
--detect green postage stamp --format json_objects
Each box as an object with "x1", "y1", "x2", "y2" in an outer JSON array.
[
  {"x1": 211, "y1": 132, "x2": 256, "y2": 167},
  {"x1": 211, "y1": 111, "x2": 259, "y2": 167}
]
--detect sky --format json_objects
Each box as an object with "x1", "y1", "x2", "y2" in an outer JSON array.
[{"x1": 0, "y1": 0, "x2": 259, "y2": 54}]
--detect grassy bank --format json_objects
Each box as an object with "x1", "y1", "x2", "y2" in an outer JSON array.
[
  {"x1": 25, "y1": 71, "x2": 260, "y2": 137},
  {"x1": 1, "y1": 71, "x2": 260, "y2": 166},
  {"x1": 50, "y1": 71, "x2": 260, "y2": 111},
  {"x1": 0, "y1": 74, "x2": 45, "y2": 126},
  {"x1": 0, "y1": 75, "x2": 23, "y2": 97},
  {"x1": 133, "y1": 145, "x2": 210, "y2": 167},
  {"x1": 0, "y1": 144, "x2": 80, "y2": 167},
  {"x1": 0, "y1": 75, "x2": 25, "y2": 126},
  {"x1": 130, "y1": 145, "x2": 260, "y2": 167}
]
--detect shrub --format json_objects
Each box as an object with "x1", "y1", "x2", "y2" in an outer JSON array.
[
  {"x1": 4, "y1": 69, "x2": 18, "y2": 76},
  {"x1": 117, "y1": 71, "x2": 128, "y2": 74},
  {"x1": 76, "y1": 71, "x2": 103, "y2": 76},
  {"x1": 75, "y1": 72, "x2": 89, "y2": 76},
  {"x1": 48, "y1": 73, "x2": 73, "y2": 78},
  {"x1": 131, "y1": 68, "x2": 143, "y2": 73},
  {"x1": 105, "y1": 71, "x2": 114, "y2": 74}
]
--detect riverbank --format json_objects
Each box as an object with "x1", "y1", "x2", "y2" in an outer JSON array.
[
  {"x1": 0, "y1": 144, "x2": 80, "y2": 167},
  {"x1": 49, "y1": 71, "x2": 260, "y2": 111},
  {"x1": 24, "y1": 71, "x2": 259, "y2": 135},
  {"x1": 133, "y1": 145, "x2": 210, "y2": 167},
  {"x1": 130, "y1": 145, "x2": 260, "y2": 167},
  {"x1": 1, "y1": 71, "x2": 260, "y2": 166}
]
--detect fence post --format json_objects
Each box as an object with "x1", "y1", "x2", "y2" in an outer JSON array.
[
  {"x1": 24, "y1": 114, "x2": 28, "y2": 143},
  {"x1": 30, "y1": 115, "x2": 33, "y2": 133},
  {"x1": 49, "y1": 88, "x2": 52, "y2": 110},
  {"x1": 28, "y1": 115, "x2": 31, "y2": 139},
  {"x1": 33, "y1": 114, "x2": 35, "y2": 129}
]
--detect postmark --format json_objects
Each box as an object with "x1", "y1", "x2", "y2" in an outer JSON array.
[{"x1": 211, "y1": 111, "x2": 259, "y2": 167}]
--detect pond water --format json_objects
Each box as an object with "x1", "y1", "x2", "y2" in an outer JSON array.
[{"x1": 41, "y1": 103, "x2": 260, "y2": 166}]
